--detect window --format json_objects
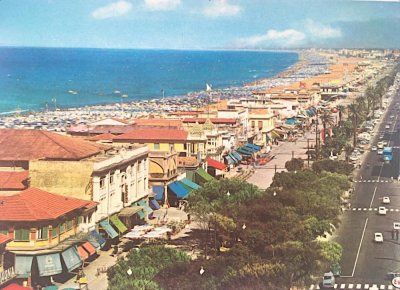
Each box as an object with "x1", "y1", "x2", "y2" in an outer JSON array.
[
  {"x1": 14, "y1": 229, "x2": 30, "y2": 241},
  {"x1": 258, "y1": 121, "x2": 263, "y2": 129},
  {"x1": 143, "y1": 159, "x2": 147, "y2": 170},
  {"x1": 109, "y1": 173, "x2": 114, "y2": 184},
  {"x1": 100, "y1": 177, "x2": 105, "y2": 189},
  {"x1": 0, "y1": 229, "x2": 8, "y2": 235},
  {"x1": 36, "y1": 227, "x2": 48, "y2": 240},
  {"x1": 169, "y1": 144, "x2": 174, "y2": 151},
  {"x1": 66, "y1": 220, "x2": 73, "y2": 231},
  {"x1": 154, "y1": 143, "x2": 160, "y2": 150},
  {"x1": 251, "y1": 121, "x2": 255, "y2": 128},
  {"x1": 59, "y1": 223, "x2": 66, "y2": 234},
  {"x1": 52, "y1": 226, "x2": 58, "y2": 238}
]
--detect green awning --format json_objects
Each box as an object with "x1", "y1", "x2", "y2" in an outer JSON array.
[
  {"x1": 196, "y1": 167, "x2": 214, "y2": 182},
  {"x1": 110, "y1": 215, "x2": 128, "y2": 234},
  {"x1": 137, "y1": 200, "x2": 153, "y2": 215},
  {"x1": 100, "y1": 220, "x2": 119, "y2": 239},
  {"x1": 61, "y1": 247, "x2": 82, "y2": 272},
  {"x1": 37, "y1": 253, "x2": 62, "y2": 277},
  {"x1": 137, "y1": 210, "x2": 145, "y2": 219},
  {"x1": 271, "y1": 130, "x2": 280, "y2": 139},
  {"x1": 15, "y1": 255, "x2": 33, "y2": 278},
  {"x1": 180, "y1": 177, "x2": 201, "y2": 190}
]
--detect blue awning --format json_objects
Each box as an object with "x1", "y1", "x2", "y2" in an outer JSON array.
[
  {"x1": 228, "y1": 153, "x2": 238, "y2": 163},
  {"x1": 99, "y1": 220, "x2": 118, "y2": 239},
  {"x1": 15, "y1": 255, "x2": 33, "y2": 278},
  {"x1": 180, "y1": 177, "x2": 201, "y2": 190},
  {"x1": 152, "y1": 185, "x2": 164, "y2": 201},
  {"x1": 61, "y1": 247, "x2": 82, "y2": 272},
  {"x1": 37, "y1": 253, "x2": 62, "y2": 277},
  {"x1": 225, "y1": 155, "x2": 235, "y2": 165},
  {"x1": 168, "y1": 181, "x2": 190, "y2": 198},
  {"x1": 137, "y1": 200, "x2": 153, "y2": 215},
  {"x1": 242, "y1": 145, "x2": 258, "y2": 152},
  {"x1": 245, "y1": 143, "x2": 261, "y2": 151},
  {"x1": 237, "y1": 148, "x2": 252, "y2": 155},
  {"x1": 89, "y1": 230, "x2": 106, "y2": 248},
  {"x1": 137, "y1": 210, "x2": 145, "y2": 219},
  {"x1": 231, "y1": 151, "x2": 243, "y2": 161},
  {"x1": 150, "y1": 199, "x2": 161, "y2": 210}
]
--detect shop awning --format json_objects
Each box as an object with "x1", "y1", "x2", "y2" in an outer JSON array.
[
  {"x1": 77, "y1": 246, "x2": 89, "y2": 261},
  {"x1": 137, "y1": 200, "x2": 154, "y2": 215},
  {"x1": 237, "y1": 148, "x2": 252, "y2": 155},
  {"x1": 207, "y1": 158, "x2": 227, "y2": 171},
  {"x1": 110, "y1": 215, "x2": 128, "y2": 234},
  {"x1": 196, "y1": 167, "x2": 214, "y2": 182},
  {"x1": 137, "y1": 210, "x2": 145, "y2": 219},
  {"x1": 245, "y1": 143, "x2": 261, "y2": 151},
  {"x1": 242, "y1": 145, "x2": 258, "y2": 153},
  {"x1": 152, "y1": 185, "x2": 164, "y2": 201},
  {"x1": 61, "y1": 247, "x2": 82, "y2": 272},
  {"x1": 89, "y1": 230, "x2": 106, "y2": 248},
  {"x1": 99, "y1": 220, "x2": 118, "y2": 239},
  {"x1": 225, "y1": 155, "x2": 235, "y2": 165},
  {"x1": 82, "y1": 241, "x2": 96, "y2": 256},
  {"x1": 37, "y1": 253, "x2": 62, "y2": 277},
  {"x1": 180, "y1": 177, "x2": 201, "y2": 190},
  {"x1": 15, "y1": 255, "x2": 33, "y2": 278},
  {"x1": 271, "y1": 130, "x2": 281, "y2": 139},
  {"x1": 231, "y1": 151, "x2": 243, "y2": 161},
  {"x1": 150, "y1": 199, "x2": 161, "y2": 210},
  {"x1": 168, "y1": 181, "x2": 190, "y2": 198}
]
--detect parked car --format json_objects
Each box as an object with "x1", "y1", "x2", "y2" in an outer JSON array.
[
  {"x1": 377, "y1": 149, "x2": 383, "y2": 155},
  {"x1": 374, "y1": 232, "x2": 383, "y2": 243},
  {"x1": 322, "y1": 272, "x2": 335, "y2": 288},
  {"x1": 371, "y1": 146, "x2": 377, "y2": 151},
  {"x1": 383, "y1": 196, "x2": 391, "y2": 204},
  {"x1": 330, "y1": 263, "x2": 341, "y2": 277}
]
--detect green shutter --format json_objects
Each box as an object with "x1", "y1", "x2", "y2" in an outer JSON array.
[
  {"x1": 52, "y1": 226, "x2": 58, "y2": 238},
  {"x1": 15, "y1": 229, "x2": 30, "y2": 241}
]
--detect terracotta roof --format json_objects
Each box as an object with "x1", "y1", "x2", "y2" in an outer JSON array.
[
  {"x1": 0, "y1": 187, "x2": 97, "y2": 221},
  {"x1": 177, "y1": 156, "x2": 198, "y2": 166},
  {"x1": 131, "y1": 119, "x2": 183, "y2": 127},
  {"x1": 183, "y1": 118, "x2": 237, "y2": 124},
  {"x1": 0, "y1": 233, "x2": 11, "y2": 244},
  {"x1": 0, "y1": 129, "x2": 107, "y2": 161},
  {"x1": 88, "y1": 133, "x2": 116, "y2": 141},
  {"x1": 0, "y1": 171, "x2": 29, "y2": 190},
  {"x1": 114, "y1": 129, "x2": 188, "y2": 142},
  {"x1": 111, "y1": 118, "x2": 130, "y2": 124}
]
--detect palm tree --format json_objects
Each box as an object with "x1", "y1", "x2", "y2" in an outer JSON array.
[
  {"x1": 320, "y1": 110, "x2": 335, "y2": 141},
  {"x1": 347, "y1": 103, "x2": 360, "y2": 148},
  {"x1": 344, "y1": 144, "x2": 353, "y2": 163},
  {"x1": 336, "y1": 105, "x2": 346, "y2": 125},
  {"x1": 365, "y1": 86, "x2": 375, "y2": 116}
]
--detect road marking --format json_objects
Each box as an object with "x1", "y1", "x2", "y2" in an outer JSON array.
[
  {"x1": 352, "y1": 218, "x2": 368, "y2": 277},
  {"x1": 310, "y1": 285, "x2": 314, "y2": 289},
  {"x1": 348, "y1": 284, "x2": 354, "y2": 289},
  {"x1": 340, "y1": 284, "x2": 346, "y2": 289},
  {"x1": 390, "y1": 208, "x2": 394, "y2": 211},
  {"x1": 364, "y1": 208, "x2": 367, "y2": 211},
  {"x1": 334, "y1": 284, "x2": 338, "y2": 289},
  {"x1": 380, "y1": 285, "x2": 386, "y2": 289},
  {"x1": 369, "y1": 208, "x2": 373, "y2": 211},
  {"x1": 370, "y1": 186, "x2": 378, "y2": 208},
  {"x1": 356, "y1": 284, "x2": 362, "y2": 289},
  {"x1": 358, "y1": 208, "x2": 362, "y2": 211},
  {"x1": 388, "y1": 286, "x2": 393, "y2": 289},
  {"x1": 364, "y1": 284, "x2": 370, "y2": 289}
]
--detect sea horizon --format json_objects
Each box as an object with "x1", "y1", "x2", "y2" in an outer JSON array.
[{"x1": 0, "y1": 47, "x2": 299, "y2": 114}]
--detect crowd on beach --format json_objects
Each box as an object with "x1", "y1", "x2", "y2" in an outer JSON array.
[{"x1": 0, "y1": 50, "x2": 332, "y2": 131}]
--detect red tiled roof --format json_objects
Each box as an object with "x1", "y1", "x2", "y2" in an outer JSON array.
[
  {"x1": 183, "y1": 118, "x2": 237, "y2": 124},
  {"x1": 0, "y1": 187, "x2": 98, "y2": 221},
  {"x1": 0, "y1": 171, "x2": 28, "y2": 190},
  {"x1": 131, "y1": 119, "x2": 183, "y2": 127},
  {"x1": 0, "y1": 129, "x2": 107, "y2": 161},
  {"x1": 0, "y1": 233, "x2": 11, "y2": 244},
  {"x1": 207, "y1": 158, "x2": 227, "y2": 171},
  {"x1": 88, "y1": 133, "x2": 116, "y2": 141},
  {"x1": 114, "y1": 129, "x2": 188, "y2": 142}
]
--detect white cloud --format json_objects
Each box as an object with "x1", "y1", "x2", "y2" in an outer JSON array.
[
  {"x1": 235, "y1": 29, "x2": 306, "y2": 48},
  {"x1": 92, "y1": 1, "x2": 133, "y2": 19},
  {"x1": 144, "y1": 0, "x2": 181, "y2": 11},
  {"x1": 304, "y1": 19, "x2": 342, "y2": 39},
  {"x1": 203, "y1": 0, "x2": 241, "y2": 18}
]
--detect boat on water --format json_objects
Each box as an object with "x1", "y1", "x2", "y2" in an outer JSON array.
[{"x1": 68, "y1": 90, "x2": 78, "y2": 95}]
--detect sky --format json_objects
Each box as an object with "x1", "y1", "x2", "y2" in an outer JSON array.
[{"x1": 0, "y1": 0, "x2": 399, "y2": 49}]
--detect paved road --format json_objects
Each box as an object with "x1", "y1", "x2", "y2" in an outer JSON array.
[{"x1": 328, "y1": 88, "x2": 400, "y2": 288}]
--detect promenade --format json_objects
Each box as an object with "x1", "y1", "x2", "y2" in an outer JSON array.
[{"x1": 247, "y1": 130, "x2": 315, "y2": 189}]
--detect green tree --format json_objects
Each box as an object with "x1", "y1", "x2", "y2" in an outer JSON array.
[
  {"x1": 320, "y1": 110, "x2": 335, "y2": 141},
  {"x1": 285, "y1": 158, "x2": 304, "y2": 172},
  {"x1": 336, "y1": 105, "x2": 346, "y2": 125},
  {"x1": 347, "y1": 103, "x2": 360, "y2": 147}
]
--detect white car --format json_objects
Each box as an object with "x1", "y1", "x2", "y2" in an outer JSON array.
[
  {"x1": 377, "y1": 149, "x2": 383, "y2": 155},
  {"x1": 350, "y1": 154, "x2": 359, "y2": 161},
  {"x1": 379, "y1": 134, "x2": 384, "y2": 140},
  {"x1": 378, "y1": 206, "x2": 387, "y2": 215},
  {"x1": 382, "y1": 140, "x2": 388, "y2": 146},
  {"x1": 374, "y1": 232, "x2": 383, "y2": 243},
  {"x1": 371, "y1": 146, "x2": 377, "y2": 151},
  {"x1": 383, "y1": 196, "x2": 391, "y2": 204},
  {"x1": 386, "y1": 125, "x2": 390, "y2": 129}
]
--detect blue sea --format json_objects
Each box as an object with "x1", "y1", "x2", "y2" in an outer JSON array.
[{"x1": 0, "y1": 47, "x2": 298, "y2": 113}]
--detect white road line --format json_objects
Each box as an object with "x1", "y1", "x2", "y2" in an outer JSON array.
[
  {"x1": 369, "y1": 208, "x2": 373, "y2": 211},
  {"x1": 396, "y1": 209, "x2": 399, "y2": 212},
  {"x1": 340, "y1": 284, "x2": 346, "y2": 289},
  {"x1": 388, "y1": 285, "x2": 393, "y2": 289},
  {"x1": 391, "y1": 208, "x2": 394, "y2": 211},
  {"x1": 348, "y1": 284, "x2": 354, "y2": 289},
  {"x1": 380, "y1": 285, "x2": 386, "y2": 289},
  {"x1": 370, "y1": 186, "x2": 378, "y2": 208},
  {"x1": 353, "y1": 208, "x2": 357, "y2": 211},
  {"x1": 334, "y1": 284, "x2": 338, "y2": 289},
  {"x1": 309, "y1": 285, "x2": 314, "y2": 290},
  {"x1": 364, "y1": 208, "x2": 367, "y2": 211},
  {"x1": 356, "y1": 284, "x2": 362, "y2": 289},
  {"x1": 364, "y1": 284, "x2": 370, "y2": 289},
  {"x1": 358, "y1": 208, "x2": 362, "y2": 211},
  {"x1": 352, "y1": 218, "x2": 368, "y2": 277}
]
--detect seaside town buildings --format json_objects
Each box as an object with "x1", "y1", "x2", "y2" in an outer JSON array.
[{"x1": 0, "y1": 49, "x2": 398, "y2": 288}]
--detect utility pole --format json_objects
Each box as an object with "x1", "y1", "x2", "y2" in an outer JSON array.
[{"x1": 307, "y1": 138, "x2": 310, "y2": 167}]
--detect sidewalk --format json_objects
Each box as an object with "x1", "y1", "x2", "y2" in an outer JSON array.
[{"x1": 246, "y1": 130, "x2": 315, "y2": 189}]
